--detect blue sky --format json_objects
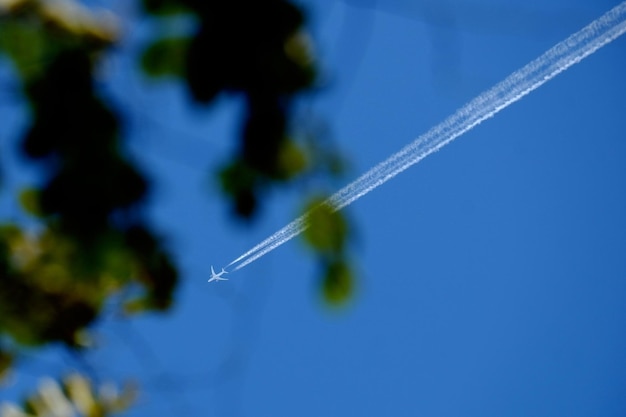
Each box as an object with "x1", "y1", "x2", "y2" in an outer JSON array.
[{"x1": 1, "y1": 0, "x2": 626, "y2": 416}]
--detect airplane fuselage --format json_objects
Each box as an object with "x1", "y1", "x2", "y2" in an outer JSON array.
[{"x1": 209, "y1": 266, "x2": 228, "y2": 283}]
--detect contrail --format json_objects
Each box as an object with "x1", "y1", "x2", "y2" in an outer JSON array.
[{"x1": 223, "y1": 1, "x2": 626, "y2": 273}]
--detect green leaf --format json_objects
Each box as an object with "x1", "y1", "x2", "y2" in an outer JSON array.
[
  {"x1": 0, "y1": 20, "x2": 48, "y2": 80},
  {"x1": 322, "y1": 259, "x2": 354, "y2": 306},
  {"x1": 302, "y1": 198, "x2": 347, "y2": 253},
  {"x1": 140, "y1": 37, "x2": 189, "y2": 79},
  {"x1": 277, "y1": 139, "x2": 308, "y2": 178},
  {"x1": 18, "y1": 187, "x2": 43, "y2": 218}
]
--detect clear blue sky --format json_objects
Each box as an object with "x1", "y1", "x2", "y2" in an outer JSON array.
[{"x1": 1, "y1": 0, "x2": 626, "y2": 416}]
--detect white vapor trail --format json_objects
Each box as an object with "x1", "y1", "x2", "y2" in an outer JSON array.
[{"x1": 224, "y1": 2, "x2": 626, "y2": 273}]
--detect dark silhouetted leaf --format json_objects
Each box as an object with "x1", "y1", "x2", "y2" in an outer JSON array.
[
  {"x1": 142, "y1": 0, "x2": 190, "y2": 16},
  {"x1": 219, "y1": 160, "x2": 259, "y2": 217},
  {"x1": 184, "y1": 25, "x2": 228, "y2": 102},
  {"x1": 242, "y1": 93, "x2": 287, "y2": 176}
]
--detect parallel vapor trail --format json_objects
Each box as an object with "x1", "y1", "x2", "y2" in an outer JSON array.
[{"x1": 224, "y1": 2, "x2": 626, "y2": 273}]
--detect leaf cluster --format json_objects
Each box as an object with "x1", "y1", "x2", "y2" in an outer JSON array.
[
  {"x1": 140, "y1": 0, "x2": 318, "y2": 216},
  {"x1": 0, "y1": 1, "x2": 358, "y2": 403},
  {"x1": 1, "y1": 373, "x2": 136, "y2": 417},
  {"x1": 139, "y1": 0, "x2": 357, "y2": 302},
  {"x1": 0, "y1": 2, "x2": 177, "y2": 376},
  {"x1": 302, "y1": 198, "x2": 355, "y2": 306}
]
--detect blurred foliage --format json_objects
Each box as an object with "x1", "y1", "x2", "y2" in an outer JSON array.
[
  {"x1": 17, "y1": 188, "x2": 42, "y2": 218},
  {"x1": 0, "y1": 0, "x2": 358, "y2": 410},
  {"x1": 0, "y1": 0, "x2": 119, "y2": 81},
  {"x1": 0, "y1": 349, "x2": 12, "y2": 383},
  {"x1": 0, "y1": 0, "x2": 178, "y2": 378},
  {"x1": 140, "y1": 36, "x2": 189, "y2": 79},
  {"x1": 140, "y1": 0, "x2": 317, "y2": 216},
  {"x1": 303, "y1": 197, "x2": 354, "y2": 305},
  {"x1": 0, "y1": 373, "x2": 136, "y2": 417},
  {"x1": 322, "y1": 259, "x2": 354, "y2": 306},
  {"x1": 138, "y1": 0, "x2": 356, "y2": 303},
  {"x1": 303, "y1": 198, "x2": 348, "y2": 254},
  {"x1": 0, "y1": 223, "x2": 176, "y2": 347}
]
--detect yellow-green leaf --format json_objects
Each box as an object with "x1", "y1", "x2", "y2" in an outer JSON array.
[
  {"x1": 302, "y1": 198, "x2": 347, "y2": 253},
  {"x1": 18, "y1": 187, "x2": 43, "y2": 217},
  {"x1": 322, "y1": 260, "x2": 354, "y2": 306}
]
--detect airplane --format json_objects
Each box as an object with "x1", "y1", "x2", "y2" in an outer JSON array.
[{"x1": 208, "y1": 266, "x2": 228, "y2": 283}]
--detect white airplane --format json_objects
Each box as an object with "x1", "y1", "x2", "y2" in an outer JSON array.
[{"x1": 208, "y1": 266, "x2": 228, "y2": 283}]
